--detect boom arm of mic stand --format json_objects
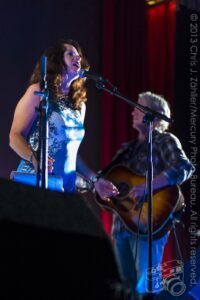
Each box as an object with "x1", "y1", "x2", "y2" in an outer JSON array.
[{"x1": 96, "y1": 81, "x2": 173, "y2": 124}]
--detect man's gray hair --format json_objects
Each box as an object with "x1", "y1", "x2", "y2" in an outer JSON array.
[{"x1": 139, "y1": 91, "x2": 171, "y2": 132}]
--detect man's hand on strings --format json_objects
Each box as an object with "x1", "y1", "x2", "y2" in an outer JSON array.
[
  {"x1": 94, "y1": 178, "x2": 119, "y2": 202},
  {"x1": 129, "y1": 183, "x2": 146, "y2": 200}
]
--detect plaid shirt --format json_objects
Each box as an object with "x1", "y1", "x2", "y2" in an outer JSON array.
[{"x1": 111, "y1": 129, "x2": 195, "y2": 236}]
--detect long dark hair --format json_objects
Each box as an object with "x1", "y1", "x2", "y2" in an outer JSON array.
[{"x1": 29, "y1": 39, "x2": 90, "y2": 109}]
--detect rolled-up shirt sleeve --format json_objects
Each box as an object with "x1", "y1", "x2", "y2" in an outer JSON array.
[{"x1": 160, "y1": 133, "x2": 195, "y2": 185}]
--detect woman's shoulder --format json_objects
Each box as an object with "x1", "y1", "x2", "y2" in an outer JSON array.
[
  {"x1": 80, "y1": 101, "x2": 86, "y2": 111},
  {"x1": 26, "y1": 83, "x2": 40, "y2": 93},
  {"x1": 80, "y1": 102, "x2": 86, "y2": 122},
  {"x1": 19, "y1": 83, "x2": 40, "y2": 102},
  {"x1": 16, "y1": 83, "x2": 41, "y2": 108}
]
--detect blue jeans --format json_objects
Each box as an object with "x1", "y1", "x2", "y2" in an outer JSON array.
[{"x1": 114, "y1": 230, "x2": 169, "y2": 295}]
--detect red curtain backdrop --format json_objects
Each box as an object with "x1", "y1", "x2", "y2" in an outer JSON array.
[
  {"x1": 100, "y1": 0, "x2": 176, "y2": 240},
  {"x1": 146, "y1": 1, "x2": 176, "y2": 111},
  {"x1": 100, "y1": 0, "x2": 147, "y2": 235},
  {"x1": 146, "y1": 1, "x2": 177, "y2": 264}
]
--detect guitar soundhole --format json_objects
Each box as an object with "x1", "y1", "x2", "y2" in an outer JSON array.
[
  {"x1": 116, "y1": 182, "x2": 130, "y2": 197},
  {"x1": 111, "y1": 182, "x2": 131, "y2": 212}
]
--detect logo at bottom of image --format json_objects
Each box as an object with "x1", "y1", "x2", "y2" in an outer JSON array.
[{"x1": 146, "y1": 259, "x2": 186, "y2": 296}]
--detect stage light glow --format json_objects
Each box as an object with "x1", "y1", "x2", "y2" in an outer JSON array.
[{"x1": 145, "y1": 0, "x2": 173, "y2": 7}]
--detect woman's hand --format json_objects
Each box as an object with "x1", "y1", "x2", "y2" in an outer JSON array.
[
  {"x1": 94, "y1": 178, "x2": 119, "y2": 201},
  {"x1": 47, "y1": 156, "x2": 55, "y2": 173},
  {"x1": 32, "y1": 153, "x2": 54, "y2": 174}
]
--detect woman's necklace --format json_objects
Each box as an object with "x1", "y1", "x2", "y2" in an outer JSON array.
[{"x1": 57, "y1": 85, "x2": 69, "y2": 100}]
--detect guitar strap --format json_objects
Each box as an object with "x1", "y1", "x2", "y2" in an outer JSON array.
[{"x1": 99, "y1": 146, "x2": 131, "y2": 176}]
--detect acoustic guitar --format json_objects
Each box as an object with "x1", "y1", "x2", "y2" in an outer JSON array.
[{"x1": 95, "y1": 165, "x2": 185, "y2": 239}]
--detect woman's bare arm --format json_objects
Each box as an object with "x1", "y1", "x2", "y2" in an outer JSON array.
[{"x1": 9, "y1": 83, "x2": 40, "y2": 166}]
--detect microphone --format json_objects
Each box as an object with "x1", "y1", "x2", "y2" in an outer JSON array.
[
  {"x1": 78, "y1": 69, "x2": 106, "y2": 82},
  {"x1": 41, "y1": 55, "x2": 47, "y2": 82}
]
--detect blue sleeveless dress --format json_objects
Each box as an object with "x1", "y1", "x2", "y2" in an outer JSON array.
[{"x1": 17, "y1": 98, "x2": 85, "y2": 192}]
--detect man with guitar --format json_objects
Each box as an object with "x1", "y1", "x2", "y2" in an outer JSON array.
[{"x1": 99, "y1": 92, "x2": 194, "y2": 300}]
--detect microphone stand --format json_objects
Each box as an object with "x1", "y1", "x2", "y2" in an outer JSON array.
[
  {"x1": 95, "y1": 79, "x2": 173, "y2": 294},
  {"x1": 34, "y1": 55, "x2": 49, "y2": 189}
]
